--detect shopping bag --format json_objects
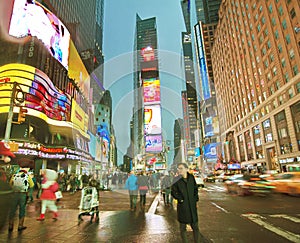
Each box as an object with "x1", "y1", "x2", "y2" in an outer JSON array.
[{"x1": 55, "y1": 191, "x2": 63, "y2": 199}]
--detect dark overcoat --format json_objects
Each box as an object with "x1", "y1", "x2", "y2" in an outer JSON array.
[{"x1": 171, "y1": 172, "x2": 199, "y2": 224}]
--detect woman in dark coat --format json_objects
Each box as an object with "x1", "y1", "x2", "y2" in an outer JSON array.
[{"x1": 171, "y1": 163, "x2": 200, "y2": 243}]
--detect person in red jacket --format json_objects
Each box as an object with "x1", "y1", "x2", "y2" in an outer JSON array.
[{"x1": 36, "y1": 169, "x2": 59, "y2": 221}]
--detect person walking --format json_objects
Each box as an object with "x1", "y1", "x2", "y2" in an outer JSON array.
[
  {"x1": 161, "y1": 171, "x2": 172, "y2": 206},
  {"x1": 8, "y1": 168, "x2": 34, "y2": 232},
  {"x1": 137, "y1": 171, "x2": 149, "y2": 210},
  {"x1": 36, "y1": 169, "x2": 59, "y2": 221},
  {"x1": 171, "y1": 163, "x2": 200, "y2": 243},
  {"x1": 125, "y1": 171, "x2": 138, "y2": 211}
]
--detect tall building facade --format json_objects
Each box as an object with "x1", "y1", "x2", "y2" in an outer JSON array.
[
  {"x1": 133, "y1": 15, "x2": 164, "y2": 170},
  {"x1": 0, "y1": 0, "x2": 103, "y2": 175},
  {"x1": 39, "y1": 0, "x2": 105, "y2": 105},
  {"x1": 193, "y1": 0, "x2": 222, "y2": 171},
  {"x1": 212, "y1": 0, "x2": 300, "y2": 171},
  {"x1": 181, "y1": 1, "x2": 200, "y2": 165}
]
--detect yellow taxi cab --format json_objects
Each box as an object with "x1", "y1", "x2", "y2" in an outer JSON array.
[{"x1": 272, "y1": 172, "x2": 300, "y2": 196}]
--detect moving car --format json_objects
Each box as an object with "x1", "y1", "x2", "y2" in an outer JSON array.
[
  {"x1": 236, "y1": 175, "x2": 275, "y2": 196},
  {"x1": 271, "y1": 172, "x2": 300, "y2": 196},
  {"x1": 226, "y1": 174, "x2": 275, "y2": 196},
  {"x1": 204, "y1": 173, "x2": 215, "y2": 183}
]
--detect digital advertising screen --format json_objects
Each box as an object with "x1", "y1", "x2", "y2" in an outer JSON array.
[
  {"x1": 144, "y1": 105, "x2": 162, "y2": 135},
  {"x1": 140, "y1": 46, "x2": 155, "y2": 62},
  {"x1": 204, "y1": 143, "x2": 220, "y2": 159},
  {"x1": 143, "y1": 78, "x2": 160, "y2": 104},
  {"x1": 145, "y1": 135, "x2": 162, "y2": 152},
  {"x1": 8, "y1": 0, "x2": 70, "y2": 69}
]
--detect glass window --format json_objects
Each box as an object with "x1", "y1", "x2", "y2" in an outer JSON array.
[
  {"x1": 282, "y1": 19, "x2": 287, "y2": 29},
  {"x1": 289, "y1": 49, "x2": 295, "y2": 59},
  {"x1": 268, "y1": 4, "x2": 273, "y2": 13},
  {"x1": 288, "y1": 88, "x2": 294, "y2": 98},
  {"x1": 265, "y1": 133, "x2": 273, "y2": 142},
  {"x1": 286, "y1": 34, "x2": 291, "y2": 44},
  {"x1": 290, "y1": 8, "x2": 296, "y2": 19},
  {"x1": 278, "y1": 44, "x2": 282, "y2": 53},
  {"x1": 273, "y1": 67, "x2": 277, "y2": 76},
  {"x1": 270, "y1": 54, "x2": 274, "y2": 62},
  {"x1": 296, "y1": 82, "x2": 300, "y2": 93},
  {"x1": 272, "y1": 17, "x2": 276, "y2": 26},
  {"x1": 285, "y1": 73, "x2": 289, "y2": 83},
  {"x1": 281, "y1": 58, "x2": 286, "y2": 67},
  {"x1": 257, "y1": 24, "x2": 261, "y2": 32},
  {"x1": 274, "y1": 30, "x2": 279, "y2": 39},
  {"x1": 262, "y1": 17, "x2": 266, "y2": 25},
  {"x1": 293, "y1": 65, "x2": 299, "y2": 75},
  {"x1": 278, "y1": 6, "x2": 283, "y2": 15}
]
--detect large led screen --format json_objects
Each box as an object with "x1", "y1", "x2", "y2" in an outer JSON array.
[
  {"x1": 0, "y1": 64, "x2": 71, "y2": 121},
  {"x1": 9, "y1": 0, "x2": 70, "y2": 69},
  {"x1": 143, "y1": 78, "x2": 160, "y2": 104},
  {"x1": 144, "y1": 105, "x2": 161, "y2": 135},
  {"x1": 145, "y1": 135, "x2": 162, "y2": 152}
]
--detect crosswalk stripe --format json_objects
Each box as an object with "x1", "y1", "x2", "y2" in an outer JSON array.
[
  {"x1": 270, "y1": 214, "x2": 300, "y2": 223},
  {"x1": 242, "y1": 213, "x2": 300, "y2": 243}
]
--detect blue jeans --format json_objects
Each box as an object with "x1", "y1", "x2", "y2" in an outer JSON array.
[{"x1": 129, "y1": 190, "x2": 138, "y2": 209}]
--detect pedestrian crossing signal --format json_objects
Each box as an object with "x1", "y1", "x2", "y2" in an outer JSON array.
[{"x1": 18, "y1": 107, "x2": 27, "y2": 123}]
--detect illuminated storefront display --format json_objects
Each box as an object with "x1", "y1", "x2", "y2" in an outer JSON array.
[
  {"x1": 12, "y1": 141, "x2": 93, "y2": 163},
  {"x1": 8, "y1": 0, "x2": 70, "y2": 69}
]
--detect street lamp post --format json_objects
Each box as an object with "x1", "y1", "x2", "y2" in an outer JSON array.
[
  {"x1": 4, "y1": 82, "x2": 17, "y2": 141},
  {"x1": 4, "y1": 82, "x2": 26, "y2": 141}
]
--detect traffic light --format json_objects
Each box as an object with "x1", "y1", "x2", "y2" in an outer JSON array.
[{"x1": 18, "y1": 107, "x2": 27, "y2": 123}]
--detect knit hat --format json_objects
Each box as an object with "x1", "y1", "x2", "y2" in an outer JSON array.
[{"x1": 0, "y1": 141, "x2": 15, "y2": 158}]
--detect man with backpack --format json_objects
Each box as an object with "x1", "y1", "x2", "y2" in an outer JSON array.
[{"x1": 8, "y1": 168, "x2": 34, "y2": 232}]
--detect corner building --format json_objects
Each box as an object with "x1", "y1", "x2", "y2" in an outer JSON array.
[{"x1": 212, "y1": 0, "x2": 300, "y2": 171}]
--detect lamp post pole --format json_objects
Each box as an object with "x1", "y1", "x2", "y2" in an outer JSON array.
[{"x1": 4, "y1": 82, "x2": 17, "y2": 141}]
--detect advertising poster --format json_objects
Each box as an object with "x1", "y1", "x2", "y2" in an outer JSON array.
[
  {"x1": 145, "y1": 135, "x2": 162, "y2": 152},
  {"x1": 144, "y1": 105, "x2": 161, "y2": 135},
  {"x1": 204, "y1": 143, "x2": 220, "y2": 159},
  {"x1": 143, "y1": 78, "x2": 160, "y2": 104},
  {"x1": 8, "y1": 0, "x2": 70, "y2": 69}
]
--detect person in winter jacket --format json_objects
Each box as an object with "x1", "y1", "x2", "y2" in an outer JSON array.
[
  {"x1": 171, "y1": 163, "x2": 201, "y2": 243},
  {"x1": 137, "y1": 171, "x2": 149, "y2": 209},
  {"x1": 36, "y1": 169, "x2": 59, "y2": 221},
  {"x1": 125, "y1": 171, "x2": 138, "y2": 211}
]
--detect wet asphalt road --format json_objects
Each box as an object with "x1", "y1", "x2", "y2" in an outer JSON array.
[
  {"x1": 1, "y1": 183, "x2": 299, "y2": 242},
  {"x1": 194, "y1": 182, "x2": 300, "y2": 243}
]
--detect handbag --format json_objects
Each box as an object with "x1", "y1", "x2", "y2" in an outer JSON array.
[
  {"x1": 55, "y1": 191, "x2": 63, "y2": 199},
  {"x1": 139, "y1": 185, "x2": 148, "y2": 190}
]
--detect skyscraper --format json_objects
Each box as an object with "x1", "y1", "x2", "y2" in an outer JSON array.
[
  {"x1": 212, "y1": 0, "x2": 300, "y2": 171},
  {"x1": 133, "y1": 15, "x2": 163, "y2": 170}
]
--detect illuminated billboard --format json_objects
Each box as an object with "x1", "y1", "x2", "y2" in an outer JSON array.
[
  {"x1": 143, "y1": 78, "x2": 160, "y2": 104},
  {"x1": 145, "y1": 135, "x2": 162, "y2": 152},
  {"x1": 0, "y1": 63, "x2": 71, "y2": 121},
  {"x1": 140, "y1": 46, "x2": 155, "y2": 61},
  {"x1": 68, "y1": 41, "x2": 90, "y2": 100},
  {"x1": 144, "y1": 105, "x2": 161, "y2": 135},
  {"x1": 8, "y1": 0, "x2": 70, "y2": 69}
]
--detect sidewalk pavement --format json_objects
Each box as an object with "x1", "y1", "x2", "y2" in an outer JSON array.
[{"x1": 0, "y1": 187, "x2": 184, "y2": 242}]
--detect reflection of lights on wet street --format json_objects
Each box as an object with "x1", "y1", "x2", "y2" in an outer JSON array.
[{"x1": 144, "y1": 213, "x2": 170, "y2": 234}]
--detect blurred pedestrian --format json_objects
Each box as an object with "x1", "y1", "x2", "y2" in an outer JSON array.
[
  {"x1": 125, "y1": 171, "x2": 138, "y2": 211},
  {"x1": 137, "y1": 171, "x2": 149, "y2": 210},
  {"x1": 27, "y1": 171, "x2": 36, "y2": 203},
  {"x1": 36, "y1": 169, "x2": 59, "y2": 221},
  {"x1": 9, "y1": 168, "x2": 34, "y2": 232},
  {"x1": 161, "y1": 171, "x2": 172, "y2": 206},
  {"x1": 171, "y1": 163, "x2": 200, "y2": 243}
]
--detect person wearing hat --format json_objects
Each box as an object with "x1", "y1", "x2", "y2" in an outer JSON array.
[
  {"x1": 0, "y1": 141, "x2": 15, "y2": 231},
  {"x1": 8, "y1": 167, "x2": 34, "y2": 232},
  {"x1": 0, "y1": 141, "x2": 16, "y2": 163}
]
